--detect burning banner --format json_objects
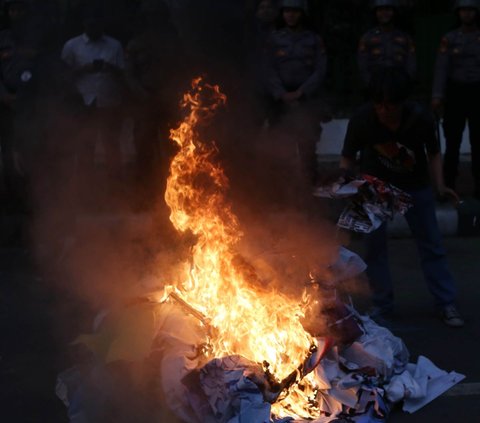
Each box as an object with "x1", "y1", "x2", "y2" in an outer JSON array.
[{"x1": 56, "y1": 79, "x2": 464, "y2": 422}]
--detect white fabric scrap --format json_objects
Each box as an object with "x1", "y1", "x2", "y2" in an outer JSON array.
[
  {"x1": 329, "y1": 247, "x2": 367, "y2": 283},
  {"x1": 401, "y1": 356, "x2": 466, "y2": 413},
  {"x1": 385, "y1": 370, "x2": 423, "y2": 403},
  {"x1": 199, "y1": 355, "x2": 272, "y2": 423},
  {"x1": 341, "y1": 313, "x2": 409, "y2": 378},
  {"x1": 153, "y1": 305, "x2": 206, "y2": 423}
]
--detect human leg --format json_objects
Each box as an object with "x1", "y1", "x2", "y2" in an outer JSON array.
[
  {"x1": 404, "y1": 187, "x2": 457, "y2": 308},
  {"x1": 75, "y1": 107, "x2": 98, "y2": 209},
  {"x1": 466, "y1": 86, "x2": 480, "y2": 198},
  {"x1": 442, "y1": 87, "x2": 467, "y2": 189},
  {"x1": 133, "y1": 104, "x2": 159, "y2": 208},
  {"x1": 365, "y1": 222, "x2": 394, "y2": 312},
  {"x1": 76, "y1": 108, "x2": 97, "y2": 174},
  {"x1": 0, "y1": 105, "x2": 22, "y2": 211},
  {"x1": 98, "y1": 107, "x2": 123, "y2": 180}
]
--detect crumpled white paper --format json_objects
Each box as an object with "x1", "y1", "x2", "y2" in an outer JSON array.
[
  {"x1": 314, "y1": 174, "x2": 412, "y2": 233},
  {"x1": 400, "y1": 356, "x2": 465, "y2": 413},
  {"x1": 329, "y1": 247, "x2": 368, "y2": 283},
  {"x1": 56, "y1": 270, "x2": 464, "y2": 423},
  {"x1": 341, "y1": 311, "x2": 410, "y2": 378}
]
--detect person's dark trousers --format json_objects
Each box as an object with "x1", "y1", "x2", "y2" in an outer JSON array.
[
  {"x1": 365, "y1": 187, "x2": 457, "y2": 312},
  {"x1": 0, "y1": 104, "x2": 19, "y2": 209},
  {"x1": 133, "y1": 99, "x2": 176, "y2": 209},
  {"x1": 75, "y1": 105, "x2": 123, "y2": 209},
  {"x1": 77, "y1": 105, "x2": 123, "y2": 178},
  {"x1": 443, "y1": 81, "x2": 480, "y2": 195},
  {"x1": 133, "y1": 105, "x2": 159, "y2": 208}
]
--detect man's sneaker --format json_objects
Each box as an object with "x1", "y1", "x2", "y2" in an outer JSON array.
[{"x1": 441, "y1": 305, "x2": 465, "y2": 328}]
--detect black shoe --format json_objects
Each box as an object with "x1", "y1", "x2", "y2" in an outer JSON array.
[{"x1": 441, "y1": 304, "x2": 465, "y2": 328}]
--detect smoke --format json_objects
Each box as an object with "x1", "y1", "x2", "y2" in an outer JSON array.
[
  {"x1": 23, "y1": 0, "x2": 370, "y2": 369},
  {"x1": 26, "y1": 57, "x2": 350, "y2": 312},
  {"x1": 0, "y1": 3, "x2": 376, "y2": 422}
]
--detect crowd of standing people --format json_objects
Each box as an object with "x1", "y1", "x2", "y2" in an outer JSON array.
[
  {"x1": 0, "y1": 0, "x2": 185, "y2": 218},
  {"x1": 255, "y1": 0, "x2": 480, "y2": 203}
]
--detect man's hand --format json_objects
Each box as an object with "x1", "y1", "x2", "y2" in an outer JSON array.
[
  {"x1": 282, "y1": 90, "x2": 302, "y2": 103},
  {"x1": 102, "y1": 61, "x2": 117, "y2": 72},
  {"x1": 79, "y1": 63, "x2": 96, "y2": 73},
  {"x1": 431, "y1": 98, "x2": 444, "y2": 118},
  {"x1": 316, "y1": 167, "x2": 356, "y2": 187},
  {"x1": 428, "y1": 152, "x2": 459, "y2": 204}
]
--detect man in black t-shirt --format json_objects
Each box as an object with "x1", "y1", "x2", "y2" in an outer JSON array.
[
  {"x1": 340, "y1": 68, "x2": 464, "y2": 328},
  {"x1": 343, "y1": 101, "x2": 438, "y2": 191}
]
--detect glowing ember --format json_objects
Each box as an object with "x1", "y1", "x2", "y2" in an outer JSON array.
[{"x1": 163, "y1": 78, "x2": 320, "y2": 418}]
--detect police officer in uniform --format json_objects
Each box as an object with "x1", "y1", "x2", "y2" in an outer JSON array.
[
  {"x1": 266, "y1": 0, "x2": 326, "y2": 108},
  {"x1": 432, "y1": 0, "x2": 480, "y2": 199},
  {"x1": 0, "y1": 0, "x2": 37, "y2": 212},
  {"x1": 357, "y1": 0, "x2": 416, "y2": 86},
  {"x1": 264, "y1": 0, "x2": 327, "y2": 204},
  {"x1": 126, "y1": 0, "x2": 183, "y2": 210}
]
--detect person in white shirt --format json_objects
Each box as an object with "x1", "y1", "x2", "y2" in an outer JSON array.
[{"x1": 61, "y1": 13, "x2": 125, "y2": 193}]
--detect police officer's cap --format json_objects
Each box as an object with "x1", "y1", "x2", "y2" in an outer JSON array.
[
  {"x1": 279, "y1": 0, "x2": 308, "y2": 13},
  {"x1": 371, "y1": 0, "x2": 399, "y2": 9},
  {"x1": 454, "y1": 0, "x2": 480, "y2": 12}
]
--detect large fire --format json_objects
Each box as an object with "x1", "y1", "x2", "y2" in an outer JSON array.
[{"x1": 162, "y1": 78, "x2": 321, "y2": 418}]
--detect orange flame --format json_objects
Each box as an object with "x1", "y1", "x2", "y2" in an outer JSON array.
[{"x1": 164, "y1": 78, "x2": 320, "y2": 418}]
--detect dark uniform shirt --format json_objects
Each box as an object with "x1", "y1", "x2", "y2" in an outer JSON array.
[
  {"x1": 432, "y1": 29, "x2": 480, "y2": 99},
  {"x1": 266, "y1": 27, "x2": 327, "y2": 100},
  {"x1": 0, "y1": 29, "x2": 35, "y2": 97},
  {"x1": 126, "y1": 26, "x2": 182, "y2": 95},
  {"x1": 357, "y1": 27, "x2": 416, "y2": 85},
  {"x1": 342, "y1": 102, "x2": 440, "y2": 190}
]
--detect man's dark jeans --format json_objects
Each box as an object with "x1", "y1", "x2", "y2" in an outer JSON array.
[{"x1": 365, "y1": 186, "x2": 457, "y2": 312}]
